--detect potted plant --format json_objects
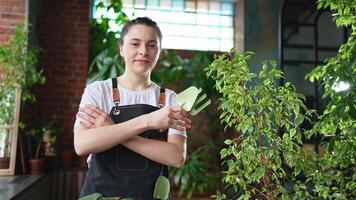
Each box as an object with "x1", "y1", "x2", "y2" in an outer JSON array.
[
  {"x1": 27, "y1": 119, "x2": 59, "y2": 174},
  {"x1": 207, "y1": 50, "x2": 316, "y2": 199},
  {"x1": 0, "y1": 23, "x2": 45, "y2": 174}
]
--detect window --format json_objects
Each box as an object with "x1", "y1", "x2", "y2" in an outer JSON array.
[{"x1": 93, "y1": 0, "x2": 235, "y2": 52}]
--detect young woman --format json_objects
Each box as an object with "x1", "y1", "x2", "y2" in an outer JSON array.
[{"x1": 74, "y1": 17, "x2": 191, "y2": 199}]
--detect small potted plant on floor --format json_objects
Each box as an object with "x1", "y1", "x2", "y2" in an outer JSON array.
[{"x1": 27, "y1": 119, "x2": 59, "y2": 174}]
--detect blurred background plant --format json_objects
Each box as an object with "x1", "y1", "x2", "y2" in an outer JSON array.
[
  {"x1": 0, "y1": 23, "x2": 45, "y2": 165},
  {"x1": 171, "y1": 141, "x2": 218, "y2": 199},
  {"x1": 26, "y1": 117, "x2": 61, "y2": 159},
  {"x1": 0, "y1": 23, "x2": 45, "y2": 125},
  {"x1": 88, "y1": 0, "x2": 128, "y2": 84}
]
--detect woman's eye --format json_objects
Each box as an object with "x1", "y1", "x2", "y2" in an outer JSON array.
[
  {"x1": 149, "y1": 44, "x2": 157, "y2": 48},
  {"x1": 130, "y1": 43, "x2": 138, "y2": 46}
]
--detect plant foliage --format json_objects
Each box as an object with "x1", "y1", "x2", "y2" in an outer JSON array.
[
  {"x1": 207, "y1": 51, "x2": 315, "y2": 199},
  {"x1": 0, "y1": 24, "x2": 45, "y2": 102},
  {"x1": 304, "y1": 0, "x2": 356, "y2": 199}
]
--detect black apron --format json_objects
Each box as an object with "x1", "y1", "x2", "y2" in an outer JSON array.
[{"x1": 80, "y1": 78, "x2": 169, "y2": 200}]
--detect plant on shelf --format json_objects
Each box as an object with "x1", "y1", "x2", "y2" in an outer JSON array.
[
  {"x1": 303, "y1": 0, "x2": 356, "y2": 199},
  {"x1": 0, "y1": 23, "x2": 45, "y2": 170},
  {"x1": 207, "y1": 50, "x2": 316, "y2": 199}
]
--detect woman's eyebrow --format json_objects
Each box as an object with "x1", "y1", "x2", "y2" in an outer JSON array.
[
  {"x1": 129, "y1": 38, "x2": 141, "y2": 42},
  {"x1": 129, "y1": 38, "x2": 157, "y2": 43}
]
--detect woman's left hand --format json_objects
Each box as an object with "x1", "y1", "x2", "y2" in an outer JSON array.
[{"x1": 77, "y1": 104, "x2": 114, "y2": 129}]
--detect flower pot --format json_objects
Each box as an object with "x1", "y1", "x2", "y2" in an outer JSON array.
[
  {"x1": 29, "y1": 158, "x2": 46, "y2": 174},
  {"x1": 0, "y1": 157, "x2": 10, "y2": 169}
]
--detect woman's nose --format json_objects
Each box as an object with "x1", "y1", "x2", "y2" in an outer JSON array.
[{"x1": 138, "y1": 44, "x2": 147, "y2": 55}]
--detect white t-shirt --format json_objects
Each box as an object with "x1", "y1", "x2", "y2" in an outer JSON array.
[
  {"x1": 74, "y1": 78, "x2": 186, "y2": 165},
  {"x1": 74, "y1": 78, "x2": 186, "y2": 137}
]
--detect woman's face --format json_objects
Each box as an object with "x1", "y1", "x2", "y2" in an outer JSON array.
[{"x1": 120, "y1": 24, "x2": 161, "y2": 76}]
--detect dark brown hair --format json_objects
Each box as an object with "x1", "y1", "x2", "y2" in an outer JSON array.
[{"x1": 119, "y1": 17, "x2": 162, "y2": 45}]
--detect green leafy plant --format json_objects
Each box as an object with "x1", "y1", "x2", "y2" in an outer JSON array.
[
  {"x1": 207, "y1": 50, "x2": 316, "y2": 199},
  {"x1": 303, "y1": 0, "x2": 356, "y2": 199},
  {"x1": 171, "y1": 141, "x2": 218, "y2": 199},
  {"x1": 0, "y1": 23, "x2": 45, "y2": 159},
  {"x1": 88, "y1": 47, "x2": 124, "y2": 84},
  {"x1": 0, "y1": 23, "x2": 45, "y2": 102},
  {"x1": 88, "y1": 0, "x2": 128, "y2": 83},
  {"x1": 153, "y1": 50, "x2": 217, "y2": 97}
]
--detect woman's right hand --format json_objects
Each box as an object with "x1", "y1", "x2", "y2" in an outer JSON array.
[{"x1": 145, "y1": 106, "x2": 191, "y2": 132}]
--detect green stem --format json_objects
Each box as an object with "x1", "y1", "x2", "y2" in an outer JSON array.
[
  {"x1": 35, "y1": 140, "x2": 41, "y2": 159},
  {"x1": 256, "y1": 114, "x2": 272, "y2": 200}
]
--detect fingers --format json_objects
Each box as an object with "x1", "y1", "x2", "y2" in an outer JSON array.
[
  {"x1": 79, "y1": 105, "x2": 104, "y2": 119},
  {"x1": 171, "y1": 120, "x2": 187, "y2": 131},
  {"x1": 77, "y1": 105, "x2": 114, "y2": 128},
  {"x1": 79, "y1": 121, "x2": 93, "y2": 129},
  {"x1": 169, "y1": 109, "x2": 191, "y2": 128},
  {"x1": 77, "y1": 112, "x2": 95, "y2": 125},
  {"x1": 167, "y1": 114, "x2": 191, "y2": 131}
]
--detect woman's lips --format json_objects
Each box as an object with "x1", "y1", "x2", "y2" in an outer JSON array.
[{"x1": 134, "y1": 59, "x2": 149, "y2": 64}]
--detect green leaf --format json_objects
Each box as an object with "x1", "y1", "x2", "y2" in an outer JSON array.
[
  {"x1": 256, "y1": 167, "x2": 265, "y2": 180},
  {"x1": 220, "y1": 148, "x2": 228, "y2": 159},
  {"x1": 224, "y1": 139, "x2": 233, "y2": 145}
]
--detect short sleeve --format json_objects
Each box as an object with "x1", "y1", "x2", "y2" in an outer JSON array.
[
  {"x1": 73, "y1": 83, "x2": 102, "y2": 128},
  {"x1": 166, "y1": 90, "x2": 187, "y2": 138}
]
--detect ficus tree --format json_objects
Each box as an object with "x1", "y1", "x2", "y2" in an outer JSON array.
[
  {"x1": 304, "y1": 0, "x2": 356, "y2": 199},
  {"x1": 207, "y1": 51, "x2": 315, "y2": 199}
]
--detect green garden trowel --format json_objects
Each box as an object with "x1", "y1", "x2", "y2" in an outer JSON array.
[
  {"x1": 78, "y1": 193, "x2": 123, "y2": 200},
  {"x1": 153, "y1": 176, "x2": 170, "y2": 200},
  {"x1": 176, "y1": 86, "x2": 211, "y2": 115}
]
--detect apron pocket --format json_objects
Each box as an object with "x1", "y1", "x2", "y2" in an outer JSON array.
[{"x1": 116, "y1": 145, "x2": 148, "y2": 171}]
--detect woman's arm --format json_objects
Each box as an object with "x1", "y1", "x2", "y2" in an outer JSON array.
[
  {"x1": 122, "y1": 135, "x2": 186, "y2": 168},
  {"x1": 74, "y1": 114, "x2": 149, "y2": 156},
  {"x1": 74, "y1": 105, "x2": 190, "y2": 156}
]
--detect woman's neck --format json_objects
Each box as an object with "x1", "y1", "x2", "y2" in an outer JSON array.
[{"x1": 117, "y1": 73, "x2": 152, "y2": 91}]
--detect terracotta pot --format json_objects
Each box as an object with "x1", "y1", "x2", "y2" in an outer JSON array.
[
  {"x1": 29, "y1": 158, "x2": 46, "y2": 174},
  {"x1": 0, "y1": 157, "x2": 10, "y2": 169}
]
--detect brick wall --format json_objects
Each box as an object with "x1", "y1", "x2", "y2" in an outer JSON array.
[
  {"x1": 24, "y1": 0, "x2": 89, "y2": 149},
  {"x1": 0, "y1": 0, "x2": 26, "y2": 45}
]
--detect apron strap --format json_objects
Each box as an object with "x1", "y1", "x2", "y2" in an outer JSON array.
[
  {"x1": 158, "y1": 88, "x2": 167, "y2": 176},
  {"x1": 112, "y1": 78, "x2": 120, "y2": 104},
  {"x1": 112, "y1": 78, "x2": 121, "y2": 115},
  {"x1": 158, "y1": 87, "x2": 165, "y2": 108}
]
